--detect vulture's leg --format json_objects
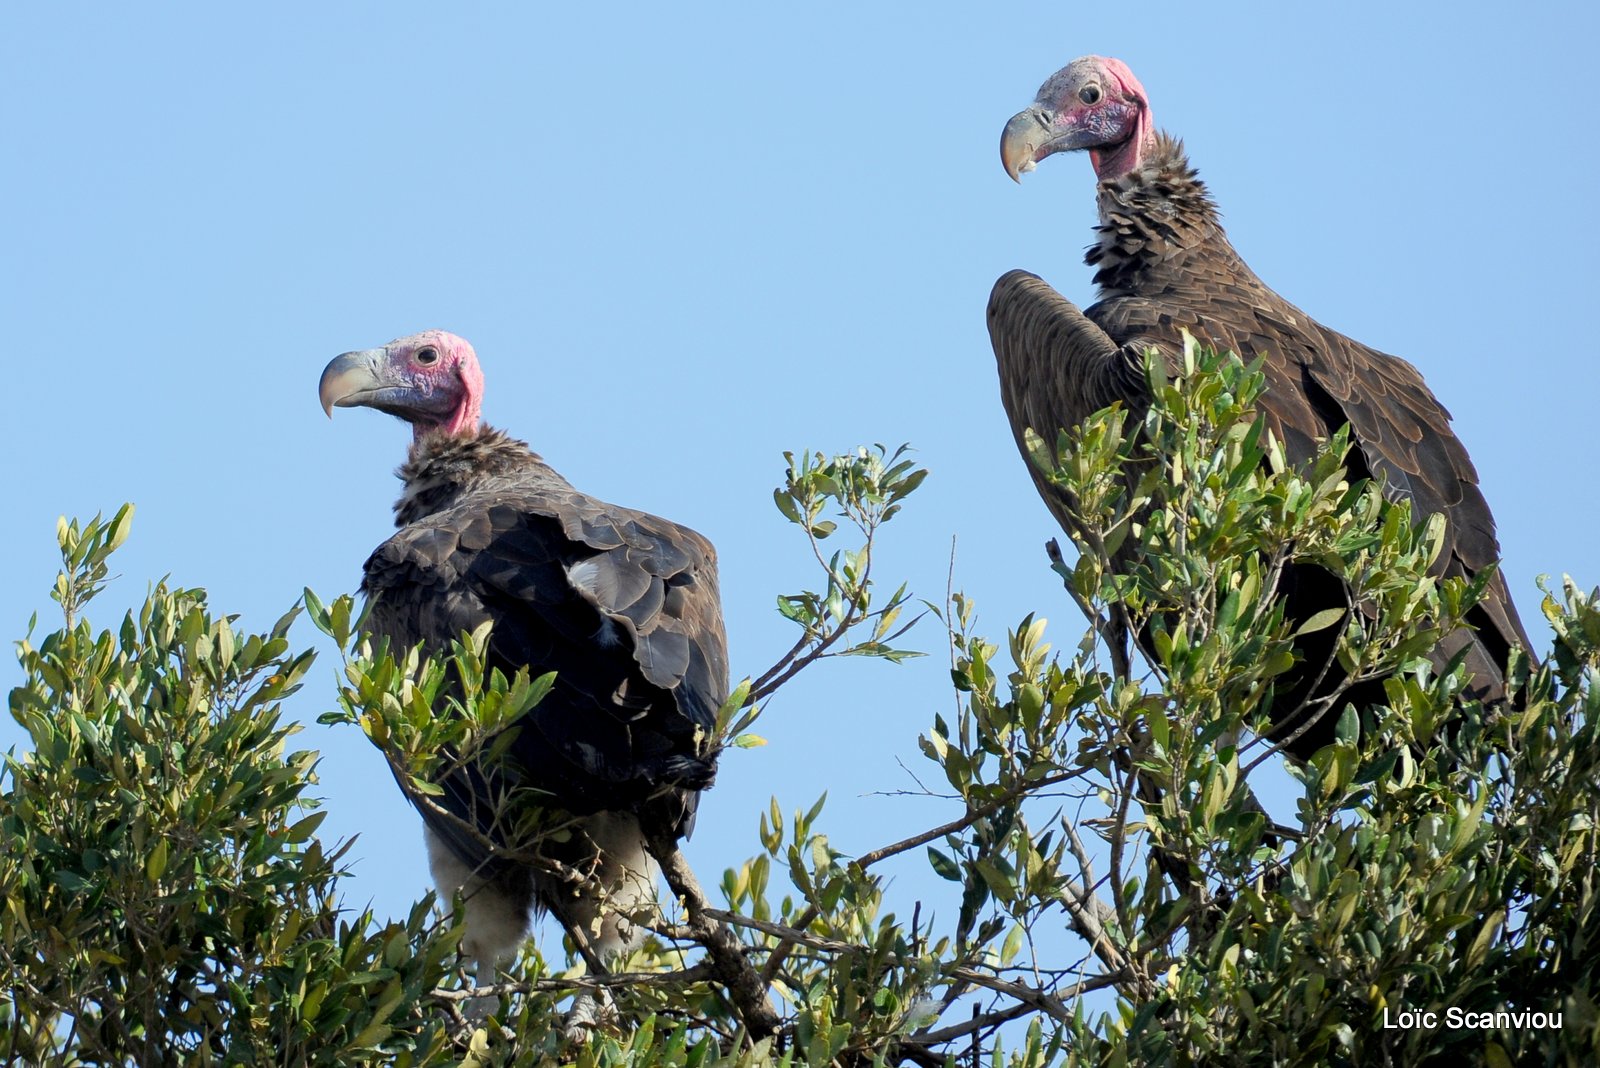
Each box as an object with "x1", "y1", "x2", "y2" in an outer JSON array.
[
  {"x1": 424, "y1": 827, "x2": 533, "y2": 1020},
  {"x1": 545, "y1": 811, "x2": 661, "y2": 1040}
]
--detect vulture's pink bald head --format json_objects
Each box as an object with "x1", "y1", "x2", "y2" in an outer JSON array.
[
  {"x1": 1001, "y1": 55, "x2": 1155, "y2": 182},
  {"x1": 319, "y1": 329, "x2": 484, "y2": 441}
]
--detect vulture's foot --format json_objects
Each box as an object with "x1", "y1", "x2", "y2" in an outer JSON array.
[
  {"x1": 562, "y1": 987, "x2": 616, "y2": 1043},
  {"x1": 463, "y1": 990, "x2": 499, "y2": 1024}
]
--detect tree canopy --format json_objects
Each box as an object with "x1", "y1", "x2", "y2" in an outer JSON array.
[{"x1": 3, "y1": 348, "x2": 1596, "y2": 1065}]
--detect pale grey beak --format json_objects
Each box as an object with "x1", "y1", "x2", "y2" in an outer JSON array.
[{"x1": 318, "y1": 349, "x2": 387, "y2": 417}]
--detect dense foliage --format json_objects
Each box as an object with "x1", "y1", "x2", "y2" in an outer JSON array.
[
  {"x1": 1, "y1": 508, "x2": 460, "y2": 1064},
  {"x1": 3, "y1": 350, "x2": 1595, "y2": 1065}
]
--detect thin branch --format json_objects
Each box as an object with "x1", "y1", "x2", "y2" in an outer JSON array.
[
  {"x1": 852, "y1": 769, "x2": 1087, "y2": 872},
  {"x1": 1239, "y1": 574, "x2": 1398, "y2": 773},
  {"x1": 1059, "y1": 813, "x2": 1138, "y2": 970},
  {"x1": 709, "y1": 909, "x2": 1123, "y2": 1036},
  {"x1": 1106, "y1": 753, "x2": 1137, "y2": 946},
  {"x1": 1056, "y1": 875, "x2": 1127, "y2": 976},
  {"x1": 647, "y1": 834, "x2": 781, "y2": 1040},
  {"x1": 908, "y1": 970, "x2": 1127, "y2": 1047},
  {"x1": 757, "y1": 905, "x2": 816, "y2": 986},
  {"x1": 750, "y1": 521, "x2": 877, "y2": 701},
  {"x1": 887, "y1": 757, "x2": 942, "y2": 800},
  {"x1": 1061, "y1": 816, "x2": 1098, "y2": 902},
  {"x1": 705, "y1": 908, "x2": 852, "y2": 952},
  {"x1": 544, "y1": 896, "x2": 609, "y2": 979},
  {"x1": 1046, "y1": 532, "x2": 1205, "y2": 917},
  {"x1": 941, "y1": 966, "x2": 1076, "y2": 1024},
  {"x1": 748, "y1": 593, "x2": 865, "y2": 702},
  {"x1": 1046, "y1": 538, "x2": 1132, "y2": 681},
  {"x1": 749, "y1": 630, "x2": 814, "y2": 699},
  {"x1": 429, "y1": 962, "x2": 716, "y2": 1001},
  {"x1": 757, "y1": 767, "x2": 1101, "y2": 991}
]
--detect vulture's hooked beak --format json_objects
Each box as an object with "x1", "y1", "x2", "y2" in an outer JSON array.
[
  {"x1": 1001, "y1": 106, "x2": 1055, "y2": 183},
  {"x1": 1001, "y1": 104, "x2": 1112, "y2": 182},
  {"x1": 319, "y1": 349, "x2": 389, "y2": 417}
]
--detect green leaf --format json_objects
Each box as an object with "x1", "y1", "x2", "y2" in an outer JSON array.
[
  {"x1": 106, "y1": 503, "x2": 135, "y2": 552},
  {"x1": 1295, "y1": 607, "x2": 1346, "y2": 636},
  {"x1": 302, "y1": 587, "x2": 331, "y2": 634},
  {"x1": 1000, "y1": 923, "x2": 1025, "y2": 965},
  {"x1": 51, "y1": 871, "x2": 87, "y2": 893},
  {"x1": 773, "y1": 488, "x2": 803, "y2": 525},
  {"x1": 1333, "y1": 705, "x2": 1358, "y2": 746},
  {"x1": 147, "y1": 838, "x2": 170, "y2": 881},
  {"x1": 927, "y1": 847, "x2": 962, "y2": 881},
  {"x1": 283, "y1": 811, "x2": 328, "y2": 844}
]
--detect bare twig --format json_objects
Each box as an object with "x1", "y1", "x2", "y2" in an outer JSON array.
[
  {"x1": 852, "y1": 769, "x2": 1086, "y2": 872},
  {"x1": 1056, "y1": 876, "x2": 1127, "y2": 975},
  {"x1": 758, "y1": 902, "x2": 817, "y2": 985},
  {"x1": 647, "y1": 835, "x2": 781, "y2": 1040},
  {"x1": 544, "y1": 897, "x2": 609, "y2": 979},
  {"x1": 705, "y1": 908, "x2": 851, "y2": 953},
  {"x1": 942, "y1": 966, "x2": 1075, "y2": 1024},
  {"x1": 908, "y1": 969, "x2": 1127, "y2": 1047}
]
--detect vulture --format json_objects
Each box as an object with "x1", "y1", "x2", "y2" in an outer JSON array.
[
  {"x1": 988, "y1": 56, "x2": 1531, "y2": 758},
  {"x1": 319, "y1": 330, "x2": 726, "y2": 1019}
]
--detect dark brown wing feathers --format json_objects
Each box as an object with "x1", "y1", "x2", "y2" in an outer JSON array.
[
  {"x1": 361, "y1": 428, "x2": 726, "y2": 873},
  {"x1": 987, "y1": 270, "x2": 1148, "y2": 538},
  {"x1": 990, "y1": 134, "x2": 1530, "y2": 755}
]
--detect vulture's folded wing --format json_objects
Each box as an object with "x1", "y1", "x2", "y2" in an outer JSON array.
[{"x1": 362, "y1": 482, "x2": 726, "y2": 871}]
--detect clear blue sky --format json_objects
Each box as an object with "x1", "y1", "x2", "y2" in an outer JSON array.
[{"x1": 4, "y1": 2, "x2": 1597, "y2": 956}]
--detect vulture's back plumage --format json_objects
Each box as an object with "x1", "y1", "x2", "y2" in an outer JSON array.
[
  {"x1": 362, "y1": 427, "x2": 726, "y2": 869},
  {"x1": 991, "y1": 63, "x2": 1530, "y2": 757}
]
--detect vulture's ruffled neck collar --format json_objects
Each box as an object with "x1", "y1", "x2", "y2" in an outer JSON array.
[
  {"x1": 393, "y1": 425, "x2": 554, "y2": 526},
  {"x1": 1086, "y1": 133, "x2": 1226, "y2": 296}
]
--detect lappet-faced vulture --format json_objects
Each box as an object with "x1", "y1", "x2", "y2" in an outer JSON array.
[
  {"x1": 988, "y1": 56, "x2": 1531, "y2": 758},
  {"x1": 319, "y1": 330, "x2": 726, "y2": 1019}
]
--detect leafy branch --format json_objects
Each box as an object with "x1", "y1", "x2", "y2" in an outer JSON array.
[
  {"x1": 8, "y1": 355, "x2": 1596, "y2": 1067},
  {"x1": 752, "y1": 443, "x2": 927, "y2": 702}
]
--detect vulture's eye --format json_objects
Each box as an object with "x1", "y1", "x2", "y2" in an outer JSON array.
[
  {"x1": 415, "y1": 346, "x2": 439, "y2": 366},
  {"x1": 1079, "y1": 85, "x2": 1103, "y2": 105}
]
